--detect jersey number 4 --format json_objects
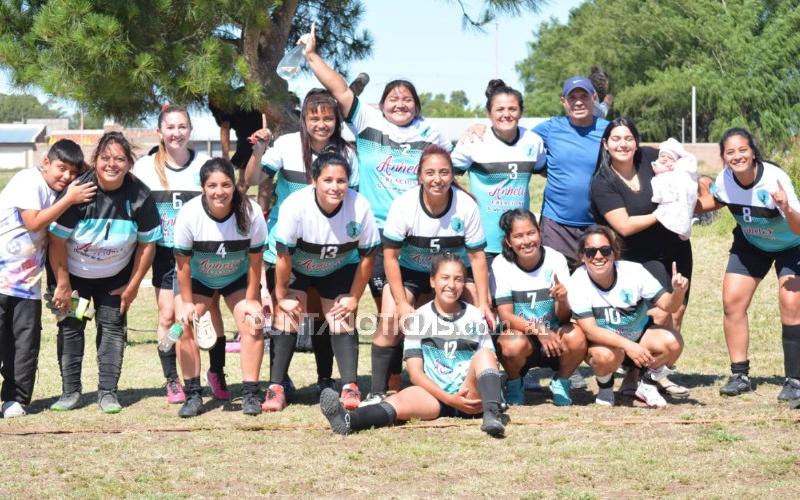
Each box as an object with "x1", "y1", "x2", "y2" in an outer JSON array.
[{"x1": 216, "y1": 243, "x2": 227, "y2": 259}]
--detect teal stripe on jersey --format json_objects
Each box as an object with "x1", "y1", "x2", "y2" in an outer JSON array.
[
  {"x1": 467, "y1": 170, "x2": 531, "y2": 254},
  {"x1": 399, "y1": 245, "x2": 471, "y2": 273},
  {"x1": 731, "y1": 213, "x2": 800, "y2": 252},
  {"x1": 421, "y1": 343, "x2": 475, "y2": 394},
  {"x1": 290, "y1": 247, "x2": 360, "y2": 277},
  {"x1": 593, "y1": 302, "x2": 650, "y2": 341},
  {"x1": 190, "y1": 249, "x2": 248, "y2": 289},
  {"x1": 510, "y1": 288, "x2": 561, "y2": 330}
]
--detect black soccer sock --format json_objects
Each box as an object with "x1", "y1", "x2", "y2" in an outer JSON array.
[
  {"x1": 242, "y1": 380, "x2": 260, "y2": 396},
  {"x1": 312, "y1": 320, "x2": 334, "y2": 380},
  {"x1": 596, "y1": 373, "x2": 614, "y2": 389},
  {"x1": 348, "y1": 401, "x2": 397, "y2": 431},
  {"x1": 331, "y1": 332, "x2": 359, "y2": 384},
  {"x1": 157, "y1": 344, "x2": 179, "y2": 381},
  {"x1": 269, "y1": 329, "x2": 296, "y2": 385},
  {"x1": 731, "y1": 360, "x2": 750, "y2": 376},
  {"x1": 389, "y1": 342, "x2": 404, "y2": 375},
  {"x1": 208, "y1": 335, "x2": 226, "y2": 374},
  {"x1": 476, "y1": 368, "x2": 503, "y2": 412},
  {"x1": 782, "y1": 324, "x2": 800, "y2": 380},
  {"x1": 370, "y1": 344, "x2": 394, "y2": 393},
  {"x1": 184, "y1": 377, "x2": 202, "y2": 397}
]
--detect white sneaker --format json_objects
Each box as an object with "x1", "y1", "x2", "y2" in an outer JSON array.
[
  {"x1": 358, "y1": 392, "x2": 386, "y2": 408},
  {"x1": 194, "y1": 311, "x2": 216, "y2": 351},
  {"x1": 635, "y1": 381, "x2": 667, "y2": 408},
  {"x1": 2, "y1": 401, "x2": 27, "y2": 418},
  {"x1": 595, "y1": 387, "x2": 615, "y2": 406}
]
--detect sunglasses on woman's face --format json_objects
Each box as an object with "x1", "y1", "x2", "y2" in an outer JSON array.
[{"x1": 582, "y1": 245, "x2": 613, "y2": 259}]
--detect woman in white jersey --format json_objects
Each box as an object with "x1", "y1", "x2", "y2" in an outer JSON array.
[
  {"x1": 319, "y1": 253, "x2": 506, "y2": 437},
  {"x1": 173, "y1": 158, "x2": 267, "y2": 417},
  {"x1": 490, "y1": 209, "x2": 587, "y2": 406},
  {"x1": 244, "y1": 89, "x2": 357, "y2": 396},
  {"x1": 451, "y1": 79, "x2": 546, "y2": 265},
  {"x1": 569, "y1": 225, "x2": 687, "y2": 408},
  {"x1": 696, "y1": 128, "x2": 800, "y2": 403},
  {"x1": 131, "y1": 105, "x2": 229, "y2": 405},
  {"x1": 266, "y1": 153, "x2": 379, "y2": 412},
  {"x1": 363, "y1": 145, "x2": 492, "y2": 406},
  {"x1": 302, "y1": 24, "x2": 452, "y2": 393}
]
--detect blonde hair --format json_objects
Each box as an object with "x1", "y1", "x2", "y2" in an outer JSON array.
[{"x1": 154, "y1": 104, "x2": 192, "y2": 189}]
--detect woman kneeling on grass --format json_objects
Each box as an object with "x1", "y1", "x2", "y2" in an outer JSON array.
[
  {"x1": 320, "y1": 252, "x2": 507, "y2": 437},
  {"x1": 173, "y1": 158, "x2": 267, "y2": 417},
  {"x1": 569, "y1": 225, "x2": 688, "y2": 408},
  {"x1": 491, "y1": 209, "x2": 587, "y2": 406}
]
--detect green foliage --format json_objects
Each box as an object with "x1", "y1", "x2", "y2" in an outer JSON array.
[
  {"x1": 0, "y1": 93, "x2": 63, "y2": 122},
  {"x1": 517, "y1": 0, "x2": 800, "y2": 150},
  {"x1": 419, "y1": 90, "x2": 482, "y2": 117}
]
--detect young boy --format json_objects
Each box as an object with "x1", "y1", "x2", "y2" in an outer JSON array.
[{"x1": 0, "y1": 139, "x2": 95, "y2": 418}]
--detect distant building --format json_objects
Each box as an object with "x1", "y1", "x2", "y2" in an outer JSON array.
[{"x1": 0, "y1": 124, "x2": 46, "y2": 169}]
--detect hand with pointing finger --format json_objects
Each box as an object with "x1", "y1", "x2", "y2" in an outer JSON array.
[
  {"x1": 771, "y1": 179, "x2": 791, "y2": 215},
  {"x1": 671, "y1": 261, "x2": 689, "y2": 294},
  {"x1": 549, "y1": 274, "x2": 568, "y2": 303}
]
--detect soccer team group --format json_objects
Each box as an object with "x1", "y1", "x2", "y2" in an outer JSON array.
[{"x1": 1, "y1": 31, "x2": 799, "y2": 437}]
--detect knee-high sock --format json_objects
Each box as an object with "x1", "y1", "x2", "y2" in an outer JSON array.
[
  {"x1": 389, "y1": 342, "x2": 404, "y2": 375},
  {"x1": 477, "y1": 368, "x2": 503, "y2": 412},
  {"x1": 370, "y1": 345, "x2": 394, "y2": 393},
  {"x1": 348, "y1": 401, "x2": 397, "y2": 431},
  {"x1": 331, "y1": 332, "x2": 358, "y2": 384},
  {"x1": 158, "y1": 344, "x2": 179, "y2": 381},
  {"x1": 783, "y1": 324, "x2": 800, "y2": 379},
  {"x1": 269, "y1": 329, "x2": 296, "y2": 385},
  {"x1": 312, "y1": 320, "x2": 334, "y2": 380},
  {"x1": 208, "y1": 335, "x2": 226, "y2": 374}
]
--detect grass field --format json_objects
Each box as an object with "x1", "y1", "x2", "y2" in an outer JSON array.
[{"x1": 1, "y1": 172, "x2": 799, "y2": 498}]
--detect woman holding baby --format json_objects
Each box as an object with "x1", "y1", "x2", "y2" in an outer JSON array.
[{"x1": 590, "y1": 117, "x2": 696, "y2": 399}]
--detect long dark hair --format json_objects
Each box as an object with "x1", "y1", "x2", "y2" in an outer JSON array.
[
  {"x1": 91, "y1": 131, "x2": 136, "y2": 169},
  {"x1": 718, "y1": 127, "x2": 765, "y2": 168},
  {"x1": 199, "y1": 158, "x2": 251, "y2": 234},
  {"x1": 379, "y1": 79, "x2": 421, "y2": 121},
  {"x1": 485, "y1": 78, "x2": 524, "y2": 114},
  {"x1": 416, "y1": 144, "x2": 475, "y2": 201},
  {"x1": 593, "y1": 117, "x2": 642, "y2": 182},
  {"x1": 499, "y1": 209, "x2": 539, "y2": 263},
  {"x1": 430, "y1": 251, "x2": 466, "y2": 277},
  {"x1": 311, "y1": 152, "x2": 351, "y2": 181},
  {"x1": 577, "y1": 225, "x2": 622, "y2": 261},
  {"x1": 300, "y1": 89, "x2": 353, "y2": 183}
]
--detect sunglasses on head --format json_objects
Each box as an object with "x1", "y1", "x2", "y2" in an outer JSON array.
[{"x1": 583, "y1": 245, "x2": 613, "y2": 259}]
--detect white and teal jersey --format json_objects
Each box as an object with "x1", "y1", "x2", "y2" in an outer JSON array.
[
  {"x1": 173, "y1": 196, "x2": 267, "y2": 289},
  {"x1": 49, "y1": 172, "x2": 162, "y2": 279},
  {"x1": 569, "y1": 261, "x2": 665, "y2": 341},
  {"x1": 403, "y1": 300, "x2": 493, "y2": 394},
  {"x1": 131, "y1": 150, "x2": 209, "y2": 248},
  {"x1": 489, "y1": 247, "x2": 570, "y2": 330},
  {"x1": 451, "y1": 127, "x2": 546, "y2": 253},
  {"x1": 346, "y1": 97, "x2": 451, "y2": 227},
  {"x1": 711, "y1": 161, "x2": 800, "y2": 252},
  {"x1": 274, "y1": 185, "x2": 380, "y2": 277},
  {"x1": 260, "y1": 132, "x2": 358, "y2": 265},
  {"x1": 383, "y1": 186, "x2": 486, "y2": 272}
]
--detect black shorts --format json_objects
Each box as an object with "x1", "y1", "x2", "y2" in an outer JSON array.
[
  {"x1": 438, "y1": 401, "x2": 481, "y2": 419},
  {"x1": 539, "y1": 216, "x2": 589, "y2": 272},
  {"x1": 521, "y1": 334, "x2": 562, "y2": 374},
  {"x1": 399, "y1": 266, "x2": 475, "y2": 300},
  {"x1": 629, "y1": 239, "x2": 693, "y2": 304},
  {"x1": 621, "y1": 318, "x2": 654, "y2": 368},
  {"x1": 368, "y1": 234, "x2": 386, "y2": 298},
  {"x1": 174, "y1": 274, "x2": 248, "y2": 299},
  {"x1": 726, "y1": 227, "x2": 800, "y2": 279},
  {"x1": 289, "y1": 264, "x2": 357, "y2": 300},
  {"x1": 265, "y1": 264, "x2": 276, "y2": 293},
  {"x1": 151, "y1": 245, "x2": 176, "y2": 289}
]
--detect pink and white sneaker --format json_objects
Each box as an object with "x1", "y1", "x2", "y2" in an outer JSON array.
[
  {"x1": 206, "y1": 369, "x2": 231, "y2": 401},
  {"x1": 166, "y1": 379, "x2": 185, "y2": 404}
]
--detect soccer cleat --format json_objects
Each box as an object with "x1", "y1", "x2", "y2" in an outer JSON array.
[
  {"x1": 340, "y1": 383, "x2": 362, "y2": 411},
  {"x1": 178, "y1": 393, "x2": 203, "y2": 418},
  {"x1": 206, "y1": 370, "x2": 231, "y2": 401},
  {"x1": 504, "y1": 378, "x2": 525, "y2": 405},
  {"x1": 320, "y1": 388, "x2": 351, "y2": 435},
  {"x1": 241, "y1": 391, "x2": 262, "y2": 416},
  {"x1": 166, "y1": 379, "x2": 186, "y2": 404},
  {"x1": 261, "y1": 383, "x2": 287, "y2": 412},
  {"x1": 595, "y1": 387, "x2": 615, "y2": 406},
  {"x1": 50, "y1": 391, "x2": 81, "y2": 411},
  {"x1": 635, "y1": 381, "x2": 667, "y2": 408},
  {"x1": 283, "y1": 375, "x2": 297, "y2": 403},
  {"x1": 568, "y1": 369, "x2": 587, "y2": 389},
  {"x1": 2, "y1": 401, "x2": 27, "y2": 418},
  {"x1": 358, "y1": 392, "x2": 386, "y2": 407},
  {"x1": 549, "y1": 377, "x2": 573, "y2": 407},
  {"x1": 97, "y1": 390, "x2": 122, "y2": 414},
  {"x1": 315, "y1": 377, "x2": 337, "y2": 397},
  {"x1": 719, "y1": 373, "x2": 754, "y2": 396},
  {"x1": 777, "y1": 378, "x2": 800, "y2": 401},
  {"x1": 194, "y1": 311, "x2": 216, "y2": 351},
  {"x1": 348, "y1": 72, "x2": 370, "y2": 97},
  {"x1": 480, "y1": 407, "x2": 506, "y2": 437}
]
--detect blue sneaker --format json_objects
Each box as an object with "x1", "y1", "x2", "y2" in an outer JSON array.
[
  {"x1": 505, "y1": 378, "x2": 525, "y2": 405},
  {"x1": 523, "y1": 369, "x2": 543, "y2": 392},
  {"x1": 549, "y1": 377, "x2": 572, "y2": 406}
]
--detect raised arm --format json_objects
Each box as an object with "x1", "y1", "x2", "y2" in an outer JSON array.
[{"x1": 302, "y1": 24, "x2": 354, "y2": 117}]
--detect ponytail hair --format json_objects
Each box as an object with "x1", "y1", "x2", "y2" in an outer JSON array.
[
  {"x1": 155, "y1": 104, "x2": 192, "y2": 189},
  {"x1": 199, "y1": 158, "x2": 251, "y2": 234},
  {"x1": 430, "y1": 251, "x2": 466, "y2": 278},
  {"x1": 499, "y1": 209, "x2": 539, "y2": 263},
  {"x1": 485, "y1": 79, "x2": 524, "y2": 114}
]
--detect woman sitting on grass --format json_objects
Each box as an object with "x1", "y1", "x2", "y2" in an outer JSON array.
[
  {"x1": 569, "y1": 225, "x2": 688, "y2": 408},
  {"x1": 319, "y1": 252, "x2": 507, "y2": 437}
]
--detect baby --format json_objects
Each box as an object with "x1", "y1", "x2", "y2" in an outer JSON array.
[{"x1": 651, "y1": 138, "x2": 698, "y2": 240}]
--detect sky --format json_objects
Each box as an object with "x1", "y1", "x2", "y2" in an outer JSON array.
[{"x1": 1, "y1": 0, "x2": 585, "y2": 115}]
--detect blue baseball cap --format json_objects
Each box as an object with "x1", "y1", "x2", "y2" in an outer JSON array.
[{"x1": 562, "y1": 76, "x2": 596, "y2": 97}]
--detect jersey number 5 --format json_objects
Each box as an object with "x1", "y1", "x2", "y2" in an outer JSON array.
[{"x1": 320, "y1": 246, "x2": 338, "y2": 259}]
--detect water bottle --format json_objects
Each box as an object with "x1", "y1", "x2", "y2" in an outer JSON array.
[
  {"x1": 158, "y1": 323, "x2": 184, "y2": 352},
  {"x1": 276, "y1": 43, "x2": 305, "y2": 80}
]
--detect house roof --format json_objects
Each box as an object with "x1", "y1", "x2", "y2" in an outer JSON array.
[{"x1": 0, "y1": 124, "x2": 46, "y2": 144}]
